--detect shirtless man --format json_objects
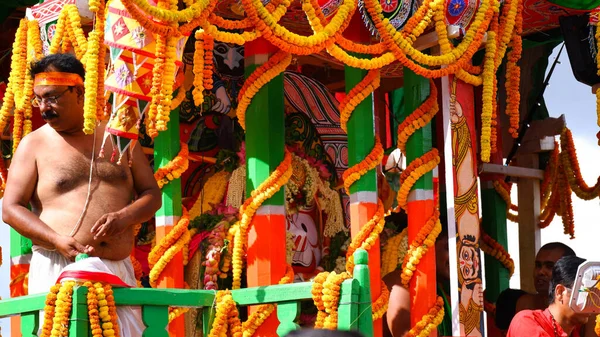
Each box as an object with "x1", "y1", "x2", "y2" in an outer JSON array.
[{"x1": 2, "y1": 53, "x2": 161, "y2": 294}]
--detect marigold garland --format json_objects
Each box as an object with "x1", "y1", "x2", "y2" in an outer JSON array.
[
  {"x1": 154, "y1": 142, "x2": 190, "y2": 189},
  {"x1": 231, "y1": 149, "x2": 293, "y2": 289},
  {"x1": 148, "y1": 208, "x2": 191, "y2": 287},
  {"x1": 189, "y1": 171, "x2": 230, "y2": 220},
  {"x1": 236, "y1": 50, "x2": 292, "y2": 130},
  {"x1": 397, "y1": 80, "x2": 439, "y2": 153},
  {"x1": 397, "y1": 149, "x2": 440, "y2": 210},
  {"x1": 480, "y1": 228, "x2": 515, "y2": 276},
  {"x1": 40, "y1": 281, "x2": 75, "y2": 337},
  {"x1": 560, "y1": 128, "x2": 600, "y2": 200},
  {"x1": 339, "y1": 69, "x2": 380, "y2": 133},
  {"x1": 342, "y1": 136, "x2": 383, "y2": 193}
]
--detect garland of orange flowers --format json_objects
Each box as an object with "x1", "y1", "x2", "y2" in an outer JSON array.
[
  {"x1": 480, "y1": 228, "x2": 515, "y2": 276},
  {"x1": 339, "y1": 69, "x2": 380, "y2": 133},
  {"x1": 168, "y1": 307, "x2": 190, "y2": 323},
  {"x1": 560, "y1": 128, "x2": 600, "y2": 200},
  {"x1": 404, "y1": 297, "x2": 445, "y2": 337},
  {"x1": 397, "y1": 80, "x2": 439, "y2": 153},
  {"x1": 154, "y1": 142, "x2": 190, "y2": 188},
  {"x1": 40, "y1": 281, "x2": 75, "y2": 337},
  {"x1": 203, "y1": 33, "x2": 214, "y2": 91},
  {"x1": 40, "y1": 283, "x2": 60, "y2": 337},
  {"x1": 192, "y1": 31, "x2": 206, "y2": 106},
  {"x1": 492, "y1": 179, "x2": 519, "y2": 222},
  {"x1": 397, "y1": 149, "x2": 441, "y2": 210},
  {"x1": 342, "y1": 137, "x2": 383, "y2": 193},
  {"x1": 236, "y1": 50, "x2": 292, "y2": 130},
  {"x1": 504, "y1": 0, "x2": 523, "y2": 138}
]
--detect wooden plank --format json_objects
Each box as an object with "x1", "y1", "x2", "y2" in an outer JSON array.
[
  {"x1": 275, "y1": 301, "x2": 300, "y2": 337},
  {"x1": 69, "y1": 286, "x2": 89, "y2": 337},
  {"x1": 338, "y1": 279, "x2": 360, "y2": 331},
  {"x1": 231, "y1": 282, "x2": 313, "y2": 305},
  {"x1": 19, "y1": 312, "x2": 38, "y2": 337},
  {"x1": 141, "y1": 306, "x2": 169, "y2": 337},
  {"x1": 113, "y1": 288, "x2": 215, "y2": 307},
  {"x1": 517, "y1": 154, "x2": 542, "y2": 293},
  {"x1": 480, "y1": 163, "x2": 545, "y2": 180},
  {"x1": 0, "y1": 294, "x2": 45, "y2": 316}
]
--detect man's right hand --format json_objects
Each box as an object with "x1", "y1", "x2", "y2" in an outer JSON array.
[{"x1": 53, "y1": 235, "x2": 93, "y2": 260}]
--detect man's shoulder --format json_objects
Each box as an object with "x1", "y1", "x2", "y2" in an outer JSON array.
[{"x1": 512, "y1": 308, "x2": 545, "y2": 322}]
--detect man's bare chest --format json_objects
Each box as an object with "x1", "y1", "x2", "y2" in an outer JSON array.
[{"x1": 38, "y1": 147, "x2": 132, "y2": 193}]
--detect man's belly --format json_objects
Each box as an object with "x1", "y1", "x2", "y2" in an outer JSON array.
[{"x1": 37, "y1": 192, "x2": 136, "y2": 260}]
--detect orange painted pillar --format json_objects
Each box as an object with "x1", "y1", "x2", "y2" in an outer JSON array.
[
  {"x1": 401, "y1": 69, "x2": 438, "y2": 334},
  {"x1": 244, "y1": 37, "x2": 287, "y2": 335}
]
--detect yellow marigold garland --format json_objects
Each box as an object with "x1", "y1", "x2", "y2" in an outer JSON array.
[
  {"x1": 192, "y1": 31, "x2": 206, "y2": 106},
  {"x1": 232, "y1": 150, "x2": 293, "y2": 289},
  {"x1": 236, "y1": 50, "x2": 292, "y2": 130},
  {"x1": 480, "y1": 12, "x2": 498, "y2": 162},
  {"x1": 154, "y1": 142, "x2": 190, "y2": 189},
  {"x1": 189, "y1": 170, "x2": 230, "y2": 219},
  {"x1": 1, "y1": 19, "x2": 27, "y2": 154},
  {"x1": 40, "y1": 281, "x2": 76, "y2": 337},
  {"x1": 404, "y1": 297, "x2": 445, "y2": 337}
]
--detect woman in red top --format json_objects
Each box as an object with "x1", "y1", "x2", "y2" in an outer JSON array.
[{"x1": 507, "y1": 256, "x2": 592, "y2": 337}]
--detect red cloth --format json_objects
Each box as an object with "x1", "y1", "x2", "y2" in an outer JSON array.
[{"x1": 507, "y1": 309, "x2": 580, "y2": 337}]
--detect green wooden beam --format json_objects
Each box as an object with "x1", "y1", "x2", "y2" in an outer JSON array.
[{"x1": 481, "y1": 187, "x2": 510, "y2": 302}]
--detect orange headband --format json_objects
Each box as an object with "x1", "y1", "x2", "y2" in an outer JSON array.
[{"x1": 34, "y1": 72, "x2": 83, "y2": 87}]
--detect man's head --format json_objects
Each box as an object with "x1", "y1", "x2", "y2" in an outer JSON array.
[
  {"x1": 30, "y1": 53, "x2": 85, "y2": 133},
  {"x1": 534, "y1": 242, "x2": 575, "y2": 296},
  {"x1": 548, "y1": 255, "x2": 590, "y2": 326}
]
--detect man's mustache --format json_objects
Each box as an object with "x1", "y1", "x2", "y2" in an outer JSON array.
[{"x1": 42, "y1": 111, "x2": 58, "y2": 119}]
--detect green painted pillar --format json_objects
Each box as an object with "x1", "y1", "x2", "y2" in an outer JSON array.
[
  {"x1": 399, "y1": 68, "x2": 437, "y2": 329},
  {"x1": 344, "y1": 12, "x2": 381, "y2": 336},
  {"x1": 244, "y1": 38, "x2": 287, "y2": 336},
  {"x1": 153, "y1": 106, "x2": 184, "y2": 335}
]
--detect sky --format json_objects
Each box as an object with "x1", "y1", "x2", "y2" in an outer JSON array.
[
  {"x1": 508, "y1": 44, "x2": 600, "y2": 288},
  {"x1": 1, "y1": 44, "x2": 599, "y2": 333}
]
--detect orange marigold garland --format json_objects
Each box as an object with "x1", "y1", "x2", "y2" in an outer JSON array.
[
  {"x1": 339, "y1": 69, "x2": 381, "y2": 133},
  {"x1": 560, "y1": 128, "x2": 600, "y2": 200},
  {"x1": 480, "y1": 228, "x2": 515, "y2": 276},
  {"x1": 40, "y1": 284, "x2": 61, "y2": 337},
  {"x1": 342, "y1": 136, "x2": 383, "y2": 193},
  {"x1": 397, "y1": 80, "x2": 439, "y2": 153},
  {"x1": 154, "y1": 142, "x2": 190, "y2": 188}
]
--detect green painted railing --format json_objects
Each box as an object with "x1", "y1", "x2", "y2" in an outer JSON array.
[{"x1": 0, "y1": 249, "x2": 373, "y2": 337}]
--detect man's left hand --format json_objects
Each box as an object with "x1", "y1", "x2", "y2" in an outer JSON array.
[{"x1": 91, "y1": 212, "x2": 127, "y2": 240}]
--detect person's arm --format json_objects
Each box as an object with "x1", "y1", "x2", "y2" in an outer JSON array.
[
  {"x1": 384, "y1": 271, "x2": 411, "y2": 337},
  {"x1": 2, "y1": 134, "x2": 91, "y2": 258},
  {"x1": 91, "y1": 143, "x2": 161, "y2": 238}
]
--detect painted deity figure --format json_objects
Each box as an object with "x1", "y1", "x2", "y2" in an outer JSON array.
[
  {"x1": 450, "y1": 76, "x2": 484, "y2": 336},
  {"x1": 286, "y1": 204, "x2": 322, "y2": 280}
]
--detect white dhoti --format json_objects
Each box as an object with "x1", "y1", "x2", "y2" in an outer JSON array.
[{"x1": 29, "y1": 246, "x2": 144, "y2": 337}]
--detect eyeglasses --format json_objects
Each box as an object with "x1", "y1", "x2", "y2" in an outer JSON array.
[{"x1": 31, "y1": 88, "x2": 71, "y2": 108}]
